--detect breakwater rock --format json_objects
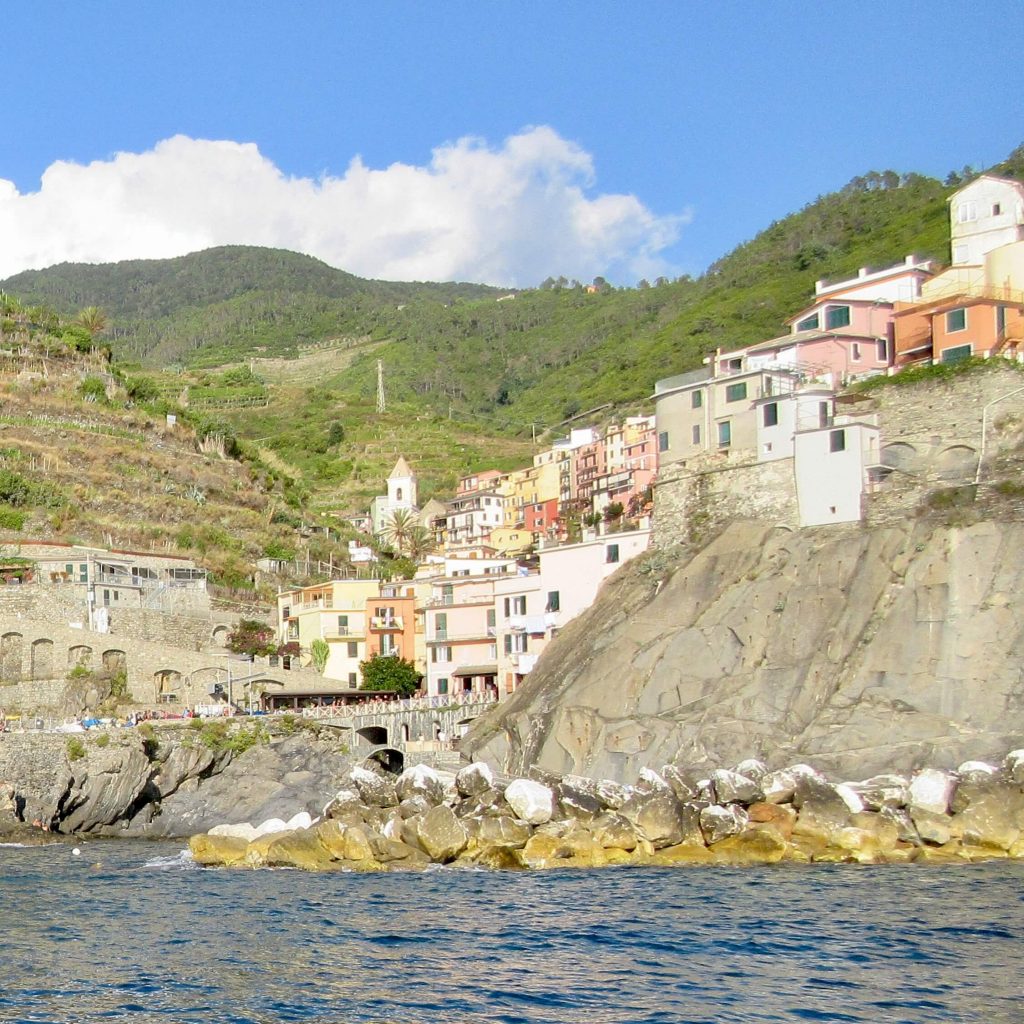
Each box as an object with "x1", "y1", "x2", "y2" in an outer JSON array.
[{"x1": 190, "y1": 750, "x2": 1024, "y2": 871}]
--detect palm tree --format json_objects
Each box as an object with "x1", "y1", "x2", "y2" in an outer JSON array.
[
  {"x1": 382, "y1": 508, "x2": 417, "y2": 555},
  {"x1": 406, "y1": 524, "x2": 435, "y2": 561},
  {"x1": 74, "y1": 306, "x2": 109, "y2": 338}
]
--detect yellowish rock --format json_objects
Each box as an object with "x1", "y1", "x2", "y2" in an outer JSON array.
[
  {"x1": 189, "y1": 833, "x2": 250, "y2": 867},
  {"x1": 712, "y1": 829, "x2": 787, "y2": 865},
  {"x1": 315, "y1": 820, "x2": 349, "y2": 860},
  {"x1": 262, "y1": 829, "x2": 335, "y2": 871}
]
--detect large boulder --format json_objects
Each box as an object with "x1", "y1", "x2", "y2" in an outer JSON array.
[
  {"x1": 504, "y1": 779, "x2": 555, "y2": 825},
  {"x1": 951, "y1": 777, "x2": 1024, "y2": 851},
  {"x1": 557, "y1": 779, "x2": 603, "y2": 823},
  {"x1": 791, "y1": 774, "x2": 854, "y2": 842},
  {"x1": 844, "y1": 774, "x2": 908, "y2": 811},
  {"x1": 189, "y1": 833, "x2": 249, "y2": 867},
  {"x1": 152, "y1": 744, "x2": 218, "y2": 799},
  {"x1": 59, "y1": 742, "x2": 152, "y2": 834},
  {"x1": 590, "y1": 812, "x2": 639, "y2": 851},
  {"x1": 699, "y1": 804, "x2": 748, "y2": 845},
  {"x1": 907, "y1": 769, "x2": 957, "y2": 816},
  {"x1": 416, "y1": 805, "x2": 468, "y2": 863},
  {"x1": 711, "y1": 769, "x2": 762, "y2": 806},
  {"x1": 620, "y1": 790, "x2": 700, "y2": 849},
  {"x1": 348, "y1": 766, "x2": 398, "y2": 808},
  {"x1": 395, "y1": 764, "x2": 444, "y2": 806},
  {"x1": 477, "y1": 815, "x2": 532, "y2": 850},
  {"x1": 456, "y1": 762, "x2": 494, "y2": 797}
]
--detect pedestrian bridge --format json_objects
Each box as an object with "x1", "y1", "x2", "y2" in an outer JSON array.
[{"x1": 310, "y1": 693, "x2": 496, "y2": 758}]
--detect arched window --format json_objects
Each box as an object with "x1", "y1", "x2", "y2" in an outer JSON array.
[{"x1": 396, "y1": 487, "x2": 403, "y2": 501}]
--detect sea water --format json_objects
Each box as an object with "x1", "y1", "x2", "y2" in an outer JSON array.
[{"x1": 0, "y1": 840, "x2": 1021, "y2": 1023}]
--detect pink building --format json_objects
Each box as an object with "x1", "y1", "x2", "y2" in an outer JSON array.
[
  {"x1": 727, "y1": 256, "x2": 936, "y2": 387},
  {"x1": 423, "y1": 574, "x2": 503, "y2": 697}
]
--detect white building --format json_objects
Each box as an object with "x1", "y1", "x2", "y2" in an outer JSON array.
[
  {"x1": 949, "y1": 176, "x2": 1024, "y2": 267},
  {"x1": 369, "y1": 457, "x2": 419, "y2": 536}
]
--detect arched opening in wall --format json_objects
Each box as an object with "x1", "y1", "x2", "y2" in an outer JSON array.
[
  {"x1": 211, "y1": 625, "x2": 229, "y2": 647},
  {"x1": 102, "y1": 650, "x2": 127, "y2": 676},
  {"x1": 364, "y1": 747, "x2": 404, "y2": 775},
  {"x1": 356, "y1": 725, "x2": 388, "y2": 747},
  {"x1": 30, "y1": 638, "x2": 54, "y2": 680},
  {"x1": 936, "y1": 444, "x2": 977, "y2": 482},
  {"x1": 1, "y1": 632, "x2": 24, "y2": 683},
  {"x1": 155, "y1": 669, "x2": 182, "y2": 703},
  {"x1": 882, "y1": 442, "x2": 919, "y2": 473},
  {"x1": 400, "y1": 722, "x2": 410, "y2": 742},
  {"x1": 68, "y1": 645, "x2": 93, "y2": 670}
]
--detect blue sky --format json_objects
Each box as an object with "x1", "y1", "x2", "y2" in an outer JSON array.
[{"x1": 2, "y1": 2, "x2": 1021, "y2": 285}]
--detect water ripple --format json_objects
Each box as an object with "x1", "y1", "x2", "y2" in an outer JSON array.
[{"x1": 0, "y1": 843, "x2": 1020, "y2": 1022}]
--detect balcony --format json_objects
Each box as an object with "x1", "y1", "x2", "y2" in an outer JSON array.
[
  {"x1": 322, "y1": 627, "x2": 365, "y2": 640},
  {"x1": 427, "y1": 627, "x2": 496, "y2": 643},
  {"x1": 370, "y1": 616, "x2": 404, "y2": 630}
]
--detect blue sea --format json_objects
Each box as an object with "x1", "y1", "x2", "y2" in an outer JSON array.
[{"x1": 0, "y1": 840, "x2": 1021, "y2": 1023}]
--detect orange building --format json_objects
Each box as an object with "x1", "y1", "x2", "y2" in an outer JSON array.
[
  {"x1": 894, "y1": 292, "x2": 1024, "y2": 366},
  {"x1": 364, "y1": 583, "x2": 422, "y2": 671}
]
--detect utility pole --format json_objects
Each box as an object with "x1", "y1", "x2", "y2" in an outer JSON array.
[{"x1": 376, "y1": 359, "x2": 386, "y2": 414}]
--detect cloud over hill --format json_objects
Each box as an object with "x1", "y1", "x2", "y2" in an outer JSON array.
[{"x1": 0, "y1": 128, "x2": 686, "y2": 286}]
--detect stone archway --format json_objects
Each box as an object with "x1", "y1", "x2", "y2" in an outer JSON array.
[
  {"x1": 31, "y1": 638, "x2": 54, "y2": 680},
  {"x1": 155, "y1": 669, "x2": 182, "y2": 702},
  {"x1": 1, "y1": 632, "x2": 23, "y2": 682},
  {"x1": 102, "y1": 650, "x2": 127, "y2": 676},
  {"x1": 211, "y1": 625, "x2": 229, "y2": 647},
  {"x1": 364, "y1": 747, "x2": 404, "y2": 775},
  {"x1": 356, "y1": 725, "x2": 388, "y2": 746},
  {"x1": 68, "y1": 645, "x2": 93, "y2": 669}
]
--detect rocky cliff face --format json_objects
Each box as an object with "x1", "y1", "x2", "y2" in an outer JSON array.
[{"x1": 464, "y1": 520, "x2": 1024, "y2": 781}]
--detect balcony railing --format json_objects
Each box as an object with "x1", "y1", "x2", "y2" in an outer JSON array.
[
  {"x1": 370, "y1": 616, "x2": 404, "y2": 630},
  {"x1": 427, "y1": 627, "x2": 496, "y2": 643}
]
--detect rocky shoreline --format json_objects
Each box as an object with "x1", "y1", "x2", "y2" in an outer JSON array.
[{"x1": 189, "y1": 750, "x2": 1024, "y2": 871}]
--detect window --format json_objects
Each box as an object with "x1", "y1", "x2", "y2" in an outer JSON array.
[
  {"x1": 954, "y1": 243, "x2": 969, "y2": 263},
  {"x1": 851, "y1": 342, "x2": 861, "y2": 361},
  {"x1": 395, "y1": 487, "x2": 403, "y2": 501},
  {"x1": 347, "y1": 641, "x2": 358, "y2": 658},
  {"x1": 437, "y1": 677, "x2": 449, "y2": 695},
  {"x1": 606, "y1": 544, "x2": 620, "y2": 564},
  {"x1": 725, "y1": 382, "x2": 747, "y2": 403},
  {"x1": 797, "y1": 313, "x2": 820, "y2": 332},
  {"x1": 728, "y1": 358, "x2": 742, "y2": 371},
  {"x1": 877, "y1": 339, "x2": 889, "y2": 362},
  {"x1": 507, "y1": 633, "x2": 527, "y2": 654},
  {"x1": 717, "y1": 421, "x2": 731, "y2": 448},
  {"x1": 282, "y1": 606, "x2": 290, "y2": 620},
  {"x1": 435, "y1": 612, "x2": 447, "y2": 640},
  {"x1": 337, "y1": 614, "x2": 348, "y2": 634},
  {"x1": 503, "y1": 633, "x2": 512, "y2": 654},
  {"x1": 510, "y1": 595, "x2": 526, "y2": 615},
  {"x1": 762, "y1": 402, "x2": 779, "y2": 428},
  {"x1": 691, "y1": 424, "x2": 701, "y2": 445},
  {"x1": 658, "y1": 431, "x2": 669, "y2": 452},
  {"x1": 348, "y1": 672, "x2": 357, "y2": 686},
  {"x1": 957, "y1": 201, "x2": 977, "y2": 223},
  {"x1": 431, "y1": 646, "x2": 453, "y2": 663},
  {"x1": 830, "y1": 429, "x2": 846, "y2": 453},
  {"x1": 486, "y1": 608, "x2": 496, "y2": 629},
  {"x1": 65, "y1": 563, "x2": 73, "y2": 578},
  {"x1": 381, "y1": 634, "x2": 396, "y2": 656},
  {"x1": 942, "y1": 343, "x2": 972, "y2": 364},
  {"x1": 691, "y1": 390, "x2": 703, "y2": 409},
  {"x1": 826, "y1": 305, "x2": 851, "y2": 329},
  {"x1": 546, "y1": 591, "x2": 560, "y2": 613},
  {"x1": 819, "y1": 402, "x2": 832, "y2": 428},
  {"x1": 997, "y1": 306, "x2": 1007, "y2": 337},
  {"x1": 993, "y1": 203, "x2": 1002, "y2": 216},
  {"x1": 946, "y1": 307, "x2": 966, "y2": 333}
]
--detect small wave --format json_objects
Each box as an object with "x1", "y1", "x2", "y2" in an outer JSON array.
[
  {"x1": 144, "y1": 848, "x2": 198, "y2": 871},
  {"x1": 0, "y1": 842, "x2": 30, "y2": 848}
]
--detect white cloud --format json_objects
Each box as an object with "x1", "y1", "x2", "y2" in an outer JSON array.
[{"x1": 0, "y1": 128, "x2": 688, "y2": 287}]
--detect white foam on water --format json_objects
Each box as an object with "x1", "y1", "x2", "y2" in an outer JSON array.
[{"x1": 144, "y1": 848, "x2": 198, "y2": 871}]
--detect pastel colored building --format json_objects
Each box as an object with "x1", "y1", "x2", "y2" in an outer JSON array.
[
  {"x1": 493, "y1": 572, "x2": 549, "y2": 696},
  {"x1": 277, "y1": 579, "x2": 381, "y2": 685},
  {"x1": 793, "y1": 416, "x2": 881, "y2": 527},
  {"x1": 423, "y1": 572, "x2": 506, "y2": 698},
  {"x1": 948, "y1": 175, "x2": 1024, "y2": 266}
]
